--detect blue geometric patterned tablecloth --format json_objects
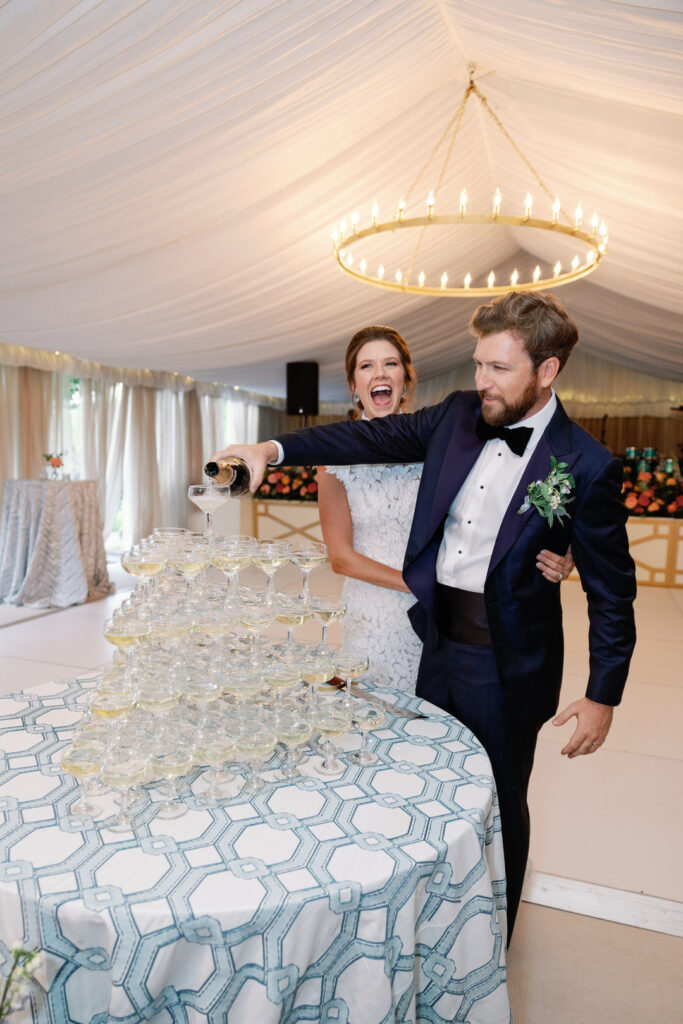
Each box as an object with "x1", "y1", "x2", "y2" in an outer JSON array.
[{"x1": 0, "y1": 678, "x2": 511, "y2": 1024}]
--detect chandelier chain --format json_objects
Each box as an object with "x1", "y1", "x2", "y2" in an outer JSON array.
[
  {"x1": 406, "y1": 84, "x2": 473, "y2": 283},
  {"x1": 470, "y1": 81, "x2": 571, "y2": 224},
  {"x1": 404, "y1": 86, "x2": 471, "y2": 204}
]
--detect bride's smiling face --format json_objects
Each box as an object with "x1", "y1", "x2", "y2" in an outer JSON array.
[{"x1": 352, "y1": 339, "x2": 406, "y2": 419}]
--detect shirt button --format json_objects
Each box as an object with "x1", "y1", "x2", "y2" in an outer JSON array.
[
  {"x1": 479, "y1": 485, "x2": 484, "y2": 489},
  {"x1": 458, "y1": 550, "x2": 462, "y2": 554},
  {"x1": 498, "y1": 452, "x2": 502, "y2": 457},
  {"x1": 467, "y1": 520, "x2": 471, "y2": 525}
]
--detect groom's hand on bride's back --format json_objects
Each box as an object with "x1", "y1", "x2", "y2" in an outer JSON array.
[{"x1": 211, "y1": 442, "x2": 279, "y2": 493}]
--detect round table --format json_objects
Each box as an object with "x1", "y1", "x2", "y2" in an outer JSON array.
[{"x1": 0, "y1": 677, "x2": 511, "y2": 1023}]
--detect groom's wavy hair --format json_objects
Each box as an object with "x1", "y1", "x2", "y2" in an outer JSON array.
[
  {"x1": 345, "y1": 325, "x2": 417, "y2": 418},
  {"x1": 469, "y1": 291, "x2": 579, "y2": 372}
]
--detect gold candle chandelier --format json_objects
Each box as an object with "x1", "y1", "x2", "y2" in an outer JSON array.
[{"x1": 332, "y1": 68, "x2": 608, "y2": 298}]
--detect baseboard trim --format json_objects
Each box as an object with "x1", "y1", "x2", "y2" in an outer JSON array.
[{"x1": 522, "y1": 870, "x2": 683, "y2": 937}]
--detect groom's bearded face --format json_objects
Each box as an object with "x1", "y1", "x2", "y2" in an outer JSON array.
[
  {"x1": 474, "y1": 331, "x2": 546, "y2": 427},
  {"x1": 480, "y1": 371, "x2": 541, "y2": 427}
]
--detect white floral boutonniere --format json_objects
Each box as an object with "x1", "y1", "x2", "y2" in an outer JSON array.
[{"x1": 518, "y1": 456, "x2": 575, "y2": 527}]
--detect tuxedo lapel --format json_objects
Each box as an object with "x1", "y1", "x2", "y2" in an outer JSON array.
[
  {"x1": 486, "y1": 401, "x2": 580, "y2": 580},
  {"x1": 427, "y1": 412, "x2": 484, "y2": 540}
]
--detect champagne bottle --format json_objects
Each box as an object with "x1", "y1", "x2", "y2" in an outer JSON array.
[{"x1": 203, "y1": 456, "x2": 252, "y2": 494}]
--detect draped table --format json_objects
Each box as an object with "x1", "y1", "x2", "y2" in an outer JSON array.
[
  {"x1": 0, "y1": 480, "x2": 112, "y2": 608},
  {"x1": 0, "y1": 677, "x2": 511, "y2": 1024}
]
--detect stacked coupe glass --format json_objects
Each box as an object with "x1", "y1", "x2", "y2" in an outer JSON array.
[{"x1": 61, "y1": 510, "x2": 385, "y2": 831}]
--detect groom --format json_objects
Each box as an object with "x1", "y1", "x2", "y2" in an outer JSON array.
[{"x1": 214, "y1": 291, "x2": 637, "y2": 939}]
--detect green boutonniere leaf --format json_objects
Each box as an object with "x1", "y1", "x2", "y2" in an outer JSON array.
[{"x1": 518, "y1": 456, "x2": 575, "y2": 527}]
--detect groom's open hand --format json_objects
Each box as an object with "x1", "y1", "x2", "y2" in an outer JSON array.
[{"x1": 552, "y1": 697, "x2": 613, "y2": 758}]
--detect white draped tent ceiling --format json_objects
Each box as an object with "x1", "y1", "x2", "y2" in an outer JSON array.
[{"x1": 1, "y1": 0, "x2": 682, "y2": 402}]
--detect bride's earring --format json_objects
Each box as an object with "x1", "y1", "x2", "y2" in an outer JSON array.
[{"x1": 352, "y1": 392, "x2": 361, "y2": 406}]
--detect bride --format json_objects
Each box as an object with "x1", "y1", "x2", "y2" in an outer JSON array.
[{"x1": 317, "y1": 325, "x2": 573, "y2": 692}]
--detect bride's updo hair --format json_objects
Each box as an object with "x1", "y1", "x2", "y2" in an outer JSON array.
[{"x1": 345, "y1": 325, "x2": 417, "y2": 417}]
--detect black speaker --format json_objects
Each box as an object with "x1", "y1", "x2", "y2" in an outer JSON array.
[{"x1": 286, "y1": 362, "x2": 319, "y2": 416}]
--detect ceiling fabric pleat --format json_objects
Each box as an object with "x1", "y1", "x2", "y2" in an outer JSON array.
[{"x1": 0, "y1": 0, "x2": 680, "y2": 401}]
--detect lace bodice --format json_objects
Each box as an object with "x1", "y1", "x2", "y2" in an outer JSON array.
[{"x1": 327, "y1": 463, "x2": 423, "y2": 691}]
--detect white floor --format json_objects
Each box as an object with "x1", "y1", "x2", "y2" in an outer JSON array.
[{"x1": 1, "y1": 561, "x2": 681, "y2": 934}]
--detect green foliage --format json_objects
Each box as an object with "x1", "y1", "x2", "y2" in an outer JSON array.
[{"x1": 518, "y1": 456, "x2": 575, "y2": 527}]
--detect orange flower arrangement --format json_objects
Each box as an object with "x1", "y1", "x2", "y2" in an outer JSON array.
[
  {"x1": 255, "y1": 465, "x2": 318, "y2": 501},
  {"x1": 621, "y1": 465, "x2": 683, "y2": 518},
  {"x1": 42, "y1": 452, "x2": 64, "y2": 468}
]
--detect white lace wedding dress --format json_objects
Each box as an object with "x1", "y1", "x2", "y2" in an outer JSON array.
[{"x1": 326, "y1": 463, "x2": 424, "y2": 692}]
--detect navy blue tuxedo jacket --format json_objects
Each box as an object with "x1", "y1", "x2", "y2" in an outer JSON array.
[{"x1": 276, "y1": 391, "x2": 636, "y2": 728}]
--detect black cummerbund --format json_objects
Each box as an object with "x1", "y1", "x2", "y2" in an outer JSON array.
[{"x1": 436, "y1": 583, "x2": 491, "y2": 646}]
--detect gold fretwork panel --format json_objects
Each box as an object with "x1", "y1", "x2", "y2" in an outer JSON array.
[
  {"x1": 252, "y1": 500, "x2": 323, "y2": 546},
  {"x1": 625, "y1": 519, "x2": 682, "y2": 588}
]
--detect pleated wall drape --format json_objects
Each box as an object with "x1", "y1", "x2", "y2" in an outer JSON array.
[
  {"x1": 1, "y1": 364, "x2": 260, "y2": 545},
  {"x1": 0, "y1": 366, "x2": 72, "y2": 482}
]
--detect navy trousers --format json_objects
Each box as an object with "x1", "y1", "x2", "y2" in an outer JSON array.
[{"x1": 415, "y1": 636, "x2": 539, "y2": 941}]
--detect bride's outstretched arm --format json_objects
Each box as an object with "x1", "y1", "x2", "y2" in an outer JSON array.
[{"x1": 317, "y1": 468, "x2": 411, "y2": 593}]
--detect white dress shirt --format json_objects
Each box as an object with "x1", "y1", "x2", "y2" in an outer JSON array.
[{"x1": 436, "y1": 392, "x2": 558, "y2": 594}]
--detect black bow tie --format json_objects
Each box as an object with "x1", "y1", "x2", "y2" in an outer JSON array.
[{"x1": 476, "y1": 416, "x2": 533, "y2": 457}]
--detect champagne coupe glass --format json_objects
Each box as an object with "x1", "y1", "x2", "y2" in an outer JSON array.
[
  {"x1": 149, "y1": 609, "x2": 195, "y2": 650},
  {"x1": 300, "y1": 649, "x2": 336, "y2": 712},
  {"x1": 263, "y1": 663, "x2": 303, "y2": 722},
  {"x1": 194, "y1": 731, "x2": 238, "y2": 806},
  {"x1": 224, "y1": 668, "x2": 263, "y2": 728},
  {"x1": 120, "y1": 547, "x2": 149, "y2": 595},
  {"x1": 102, "y1": 615, "x2": 151, "y2": 676},
  {"x1": 150, "y1": 744, "x2": 194, "y2": 819},
  {"x1": 252, "y1": 540, "x2": 291, "y2": 603},
  {"x1": 312, "y1": 697, "x2": 352, "y2": 776},
  {"x1": 135, "y1": 539, "x2": 168, "y2": 596},
  {"x1": 210, "y1": 536, "x2": 255, "y2": 600},
  {"x1": 275, "y1": 595, "x2": 313, "y2": 654},
  {"x1": 348, "y1": 703, "x2": 386, "y2": 766},
  {"x1": 60, "y1": 744, "x2": 101, "y2": 815},
  {"x1": 194, "y1": 601, "x2": 238, "y2": 656},
  {"x1": 89, "y1": 688, "x2": 137, "y2": 747},
  {"x1": 184, "y1": 674, "x2": 222, "y2": 739},
  {"x1": 152, "y1": 528, "x2": 189, "y2": 589},
  {"x1": 334, "y1": 651, "x2": 370, "y2": 710},
  {"x1": 187, "y1": 484, "x2": 232, "y2": 538},
  {"x1": 276, "y1": 709, "x2": 313, "y2": 778},
  {"x1": 100, "y1": 748, "x2": 149, "y2": 832},
  {"x1": 239, "y1": 723, "x2": 277, "y2": 796},
  {"x1": 169, "y1": 541, "x2": 211, "y2": 605},
  {"x1": 312, "y1": 599, "x2": 347, "y2": 655},
  {"x1": 239, "y1": 598, "x2": 277, "y2": 666},
  {"x1": 136, "y1": 679, "x2": 181, "y2": 747},
  {"x1": 69, "y1": 732, "x2": 108, "y2": 795},
  {"x1": 290, "y1": 542, "x2": 327, "y2": 603}
]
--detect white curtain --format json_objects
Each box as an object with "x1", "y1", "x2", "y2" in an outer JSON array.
[
  {"x1": 123, "y1": 386, "x2": 162, "y2": 547},
  {"x1": 156, "y1": 389, "x2": 192, "y2": 532},
  {"x1": 0, "y1": 365, "x2": 72, "y2": 483},
  {"x1": 80, "y1": 379, "x2": 130, "y2": 538},
  {"x1": 226, "y1": 400, "x2": 260, "y2": 446}
]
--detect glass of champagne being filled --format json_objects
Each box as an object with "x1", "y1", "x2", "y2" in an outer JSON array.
[{"x1": 187, "y1": 484, "x2": 232, "y2": 538}]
